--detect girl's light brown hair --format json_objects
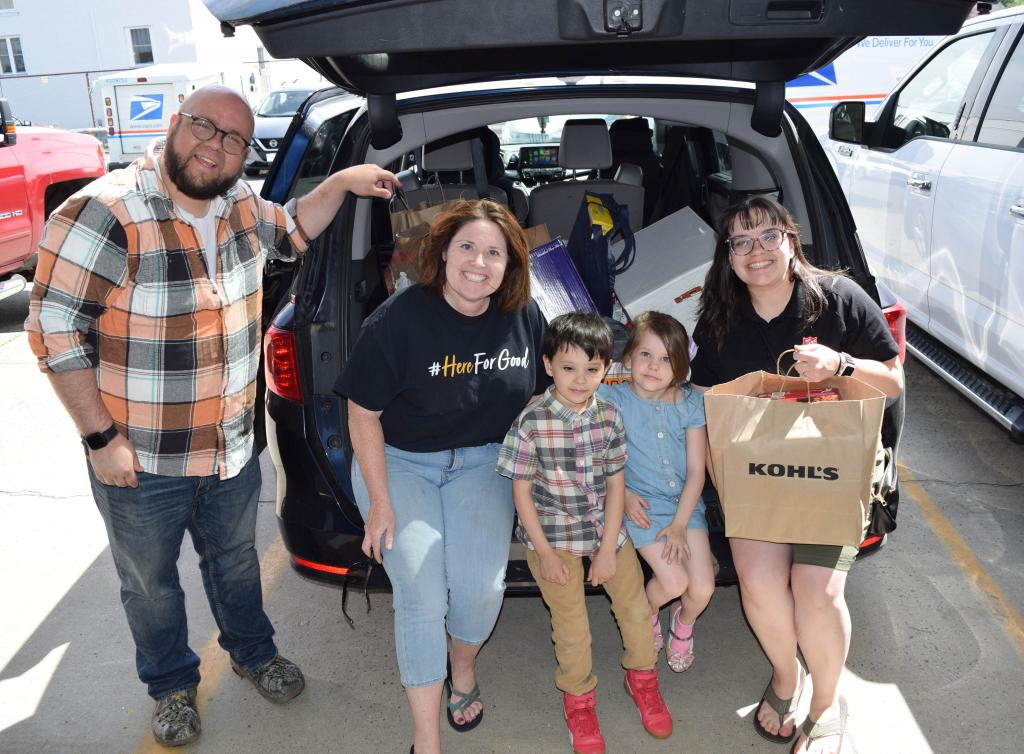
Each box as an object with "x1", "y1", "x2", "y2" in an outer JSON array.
[
  {"x1": 621, "y1": 311, "x2": 691, "y2": 385},
  {"x1": 418, "y1": 199, "x2": 531, "y2": 313}
]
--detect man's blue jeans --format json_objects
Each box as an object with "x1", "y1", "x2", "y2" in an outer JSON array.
[{"x1": 88, "y1": 453, "x2": 277, "y2": 699}]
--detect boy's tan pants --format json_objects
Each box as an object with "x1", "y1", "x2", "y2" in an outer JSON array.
[{"x1": 526, "y1": 539, "x2": 656, "y2": 696}]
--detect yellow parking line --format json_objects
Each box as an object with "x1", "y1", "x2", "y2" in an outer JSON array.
[
  {"x1": 901, "y1": 466, "x2": 1024, "y2": 660},
  {"x1": 135, "y1": 535, "x2": 291, "y2": 753}
]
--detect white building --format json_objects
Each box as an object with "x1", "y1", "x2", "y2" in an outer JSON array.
[{"x1": 0, "y1": 0, "x2": 321, "y2": 129}]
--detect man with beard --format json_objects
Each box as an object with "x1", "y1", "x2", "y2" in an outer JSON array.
[{"x1": 25, "y1": 85, "x2": 398, "y2": 747}]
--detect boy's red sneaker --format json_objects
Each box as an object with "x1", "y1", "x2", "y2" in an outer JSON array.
[
  {"x1": 562, "y1": 689, "x2": 605, "y2": 754},
  {"x1": 624, "y1": 668, "x2": 673, "y2": 739}
]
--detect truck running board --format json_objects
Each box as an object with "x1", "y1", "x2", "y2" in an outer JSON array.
[{"x1": 906, "y1": 323, "x2": 1024, "y2": 443}]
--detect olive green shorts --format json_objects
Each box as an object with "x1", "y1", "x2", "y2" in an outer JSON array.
[
  {"x1": 787, "y1": 443, "x2": 888, "y2": 573},
  {"x1": 791, "y1": 543, "x2": 859, "y2": 572}
]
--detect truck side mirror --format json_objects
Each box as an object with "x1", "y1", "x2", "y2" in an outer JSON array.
[
  {"x1": 829, "y1": 101, "x2": 865, "y2": 145},
  {"x1": 0, "y1": 99, "x2": 17, "y2": 146}
]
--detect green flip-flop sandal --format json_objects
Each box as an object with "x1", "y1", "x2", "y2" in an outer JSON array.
[
  {"x1": 445, "y1": 678, "x2": 483, "y2": 733},
  {"x1": 753, "y1": 666, "x2": 806, "y2": 744}
]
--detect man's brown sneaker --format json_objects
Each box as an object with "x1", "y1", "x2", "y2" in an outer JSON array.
[
  {"x1": 230, "y1": 654, "x2": 305, "y2": 703},
  {"x1": 152, "y1": 688, "x2": 200, "y2": 747}
]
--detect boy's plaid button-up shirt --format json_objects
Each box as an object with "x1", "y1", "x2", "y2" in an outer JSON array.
[
  {"x1": 496, "y1": 386, "x2": 628, "y2": 556},
  {"x1": 25, "y1": 140, "x2": 307, "y2": 479}
]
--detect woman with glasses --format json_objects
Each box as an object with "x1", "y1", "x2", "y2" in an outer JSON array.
[{"x1": 689, "y1": 196, "x2": 903, "y2": 754}]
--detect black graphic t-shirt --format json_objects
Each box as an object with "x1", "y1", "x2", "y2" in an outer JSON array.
[{"x1": 334, "y1": 285, "x2": 548, "y2": 452}]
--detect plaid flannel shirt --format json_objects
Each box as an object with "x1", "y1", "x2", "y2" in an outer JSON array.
[
  {"x1": 25, "y1": 140, "x2": 308, "y2": 479},
  {"x1": 496, "y1": 387, "x2": 628, "y2": 556}
]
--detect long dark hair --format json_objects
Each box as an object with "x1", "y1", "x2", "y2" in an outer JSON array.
[
  {"x1": 696, "y1": 196, "x2": 842, "y2": 351},
  {"x1": 418, "y1": 199, "x2": 531, "y2": 313}
]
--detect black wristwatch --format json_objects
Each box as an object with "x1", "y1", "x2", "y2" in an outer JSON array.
[
  {"x1": 82, "y1": 423, "x2": 119, "y2": 452},
  {"x1": 836, "y1": 352, "x2": 856, "y2": 377}
]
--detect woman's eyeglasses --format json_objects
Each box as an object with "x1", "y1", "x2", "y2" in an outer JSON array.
[
  {"x1": 726, "y1": 228, "x2": 792, "y2": 256},
  {"x1": 179, "y1": 113, "x2": 250, "y2": 155}
]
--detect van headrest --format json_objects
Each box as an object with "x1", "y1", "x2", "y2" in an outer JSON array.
[
  {"x1": 729, "y1": 141, "x2": 776, "y2": 191},
  {"x1": 558, "y1": 119, "x2": 612, "y2": 169},
  {"x1": 422, "y1": 138, "x2": 474, "y2": 171},
  {"x1": 614, "y1": 162, "x2": 643, "y2": 187}
]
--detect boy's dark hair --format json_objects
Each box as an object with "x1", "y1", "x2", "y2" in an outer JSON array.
[{"x1": 543, "y1": 312, "x2": 614, "y2": 363}]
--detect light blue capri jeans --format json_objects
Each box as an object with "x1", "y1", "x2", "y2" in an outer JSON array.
[{"x1": 351, "y1": 442, "x2": 515, "y2": 688}]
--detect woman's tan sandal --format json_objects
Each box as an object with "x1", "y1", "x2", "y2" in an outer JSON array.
[
  {"x1": 753, "y1": 666, "x2": 806, "y2": 744},
  {"x1": 791, "y1": 696, "x2": 848, "y2": 754}
]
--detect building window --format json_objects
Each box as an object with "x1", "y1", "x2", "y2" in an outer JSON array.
[
  {"x1": 0, "y1": 36, "x2": 25, "y2": 74},
  {"x1": 130, "y1": 27, "x2": 154, "y2": 65}
]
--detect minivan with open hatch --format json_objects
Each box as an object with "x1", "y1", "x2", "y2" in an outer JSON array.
[{"x1": 202, "y1": 0, "x2": 977, "y2": 592}]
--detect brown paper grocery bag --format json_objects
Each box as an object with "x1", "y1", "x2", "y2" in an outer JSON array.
[
  {"x1": 703, "y1": 371, "x2": 886, "y2": 548},
  {"x1": 384, "y1": 222, "x2": 430, "y2": 293},
  {"x1": 389, "y1": 195, "x2": 464, "y2": 237},
  {"x1": 384, "y1": 194, "x2": 464, "y2": 293}
]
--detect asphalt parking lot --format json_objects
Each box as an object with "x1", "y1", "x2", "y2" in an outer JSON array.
[{"x1": 1, "y1": 280, "x2": 1021, "y2": 754}]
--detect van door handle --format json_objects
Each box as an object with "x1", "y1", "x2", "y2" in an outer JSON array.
[
  {"x1": 907, "y1": 175, "x2": 932, "y2": 191},
  {"x1": 1011, "y1": 202, "x2": 1024, "y2": 219},
  {"x1": 837, "y1": 145, "x2": 854, "y2": 157}
]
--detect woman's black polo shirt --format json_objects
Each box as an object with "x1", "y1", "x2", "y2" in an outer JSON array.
[{"x1": 690, "y1": 275, "x2": 899, "y2": 386}]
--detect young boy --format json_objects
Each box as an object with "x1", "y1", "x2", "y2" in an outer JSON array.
[{"x1": 496, "y1": 312, "x2": 672, "y2": 754}]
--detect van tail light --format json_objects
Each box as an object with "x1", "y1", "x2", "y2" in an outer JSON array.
[
  {"x1": 291, "y1": 555, "x2": 350, "y2": 576},
  {"x1": 882, "y1": 302, "x2": 907, "y2": 364},
  {"x1": 265, "y1": 324, "x2": 303, "y2": 403},
  {"x1": 859, "y1": 533, "x2": 884, "y2": 550}
]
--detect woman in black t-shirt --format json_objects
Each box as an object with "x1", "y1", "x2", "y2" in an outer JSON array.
[
  {"x1": 335, "y1": 200, "x2": 545, "y2": 753},
  {"x1": 690, "y1": 197, "x2": 903, "y2": 754}
]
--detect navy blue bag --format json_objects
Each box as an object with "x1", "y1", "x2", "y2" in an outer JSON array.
[{"x1": 566, "y1": 192, "x2": 636, "y2": 316}]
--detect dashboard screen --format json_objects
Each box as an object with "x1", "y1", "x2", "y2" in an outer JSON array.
[{"x1": 519, "y1": 146, "x2": 559, "y2": 168}]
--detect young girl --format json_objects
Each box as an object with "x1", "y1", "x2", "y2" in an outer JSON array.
[{"x1": 599, "y1": 311, "x2": 715, "y2": 672}]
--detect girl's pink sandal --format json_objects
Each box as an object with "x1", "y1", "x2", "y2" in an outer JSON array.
[{"x1": 667, "y1": 604, "x2": 695, "y2": 672}]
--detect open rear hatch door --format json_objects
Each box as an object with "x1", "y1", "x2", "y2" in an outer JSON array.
[{"x1": 205, "y1": 0, "x2": 974, "y2": 142}]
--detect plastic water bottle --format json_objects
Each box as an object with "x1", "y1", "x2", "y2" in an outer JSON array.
[{"x1": 395, "y1": 271, "x2": 412, "y2": 291}]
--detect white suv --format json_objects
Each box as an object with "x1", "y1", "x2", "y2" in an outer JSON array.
[{"x1": 824, "y1": 6, "x2": 1024, "y2": 440}]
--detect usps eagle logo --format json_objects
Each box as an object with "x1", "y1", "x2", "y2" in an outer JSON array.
[
  {"x1": 787, "y1": 63, "x2": 838, "y2": 88},
  {"x1": 129, "y1": 94, "x2": 165, "y2": 122}
]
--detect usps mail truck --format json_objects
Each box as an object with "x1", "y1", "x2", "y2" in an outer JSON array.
[{"x1": 96, "y1": 64, "x2": 223, "y2": 170}]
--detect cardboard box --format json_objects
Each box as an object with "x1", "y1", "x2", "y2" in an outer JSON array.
[
  {"x1": 612, "y1": 206, "x2": 715, "y2": 335},
  {"x1": 529, "y1": 238, "x2": 598, "y2": 321},
  {"x1": 522, "y1": 223, "x2": 551, "y2": 251}
]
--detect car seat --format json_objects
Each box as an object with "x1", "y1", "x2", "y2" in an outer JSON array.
[
  {"x1": 403, "y1": 132, "x2": 510, "y2": 208},
  {"x1": 606, "y1": 117, "x2": 662, "y2": 224},
  {"x1": 475, "y1": 127, "x2": 529, "y2": 223},
  {"x1": 527, "y1": 118, "x2": 644, "y2": 240}
]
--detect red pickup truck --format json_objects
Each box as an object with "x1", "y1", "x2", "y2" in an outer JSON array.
[{"x1": 0, "y1": 99, "x2": 106, "y2": 279}]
